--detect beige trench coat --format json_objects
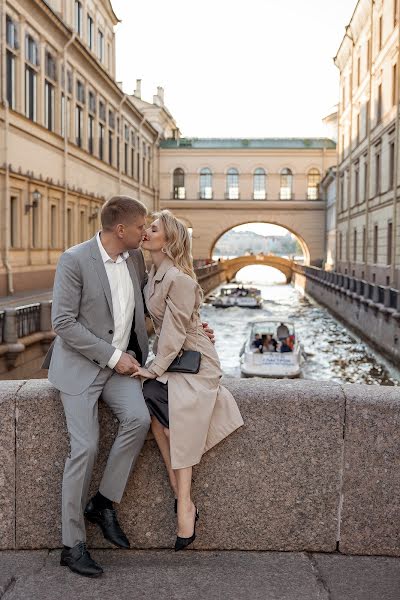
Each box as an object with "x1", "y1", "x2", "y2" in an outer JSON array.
[{"x1": 144, "y1": 257, "x2": 244, "y2": 470}]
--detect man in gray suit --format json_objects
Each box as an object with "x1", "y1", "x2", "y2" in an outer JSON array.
[{"x1": 43, "y1": 196, "x2": 152, "y2": 577}]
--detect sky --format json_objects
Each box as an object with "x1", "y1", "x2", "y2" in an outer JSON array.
[{"x1": 112, "y1": 0, "x2": 355, "y2": 139}]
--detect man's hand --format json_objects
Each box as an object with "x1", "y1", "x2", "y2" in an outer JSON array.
[
  {"x1": 202, "y1": 322, "x2": 215, "y2": 344},
  {"x1": 114, "y1": 352, "x2": 140, "y2": 375}
]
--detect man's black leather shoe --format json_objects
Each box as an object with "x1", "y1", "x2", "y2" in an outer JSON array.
[
  {"x1": 60, "y1": 542, "x2": 103, "y2": 578},
  {"x1": 84, "y1": 499, "x2": 130, "y2": 549}
]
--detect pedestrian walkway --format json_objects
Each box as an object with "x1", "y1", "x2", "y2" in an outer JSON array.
[
  {"x1": 0, "y1": 289, "x2": 53, "y2": 309},
  {"x1": 1, "y1": 549, "x2": 399, "y2": 600}
]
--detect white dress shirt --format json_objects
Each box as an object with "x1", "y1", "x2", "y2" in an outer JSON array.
[{"x1": 97, "y1": 233, "x2": 135, "y2": 369}]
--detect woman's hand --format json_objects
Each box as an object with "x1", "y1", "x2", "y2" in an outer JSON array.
[
  {"x1": 202, "y1": 322, "x2": 215, "y2": 344},
  {"x1": 130, "y1": 366, "x2": 157, "y2": 380}
]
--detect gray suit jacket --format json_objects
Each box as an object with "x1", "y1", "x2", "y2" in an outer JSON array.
[{"x1": 42, "y1": 235, "x2": 149, "y2": 395}]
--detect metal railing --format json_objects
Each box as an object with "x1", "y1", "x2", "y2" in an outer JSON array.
[
  {"x1": 0, "y1": 311, "x2": 4, "y2": 344},
  {"x1": 296, "y1": 264, "x2": 400, "y2": 312},
  {"x1": 15, "y1": 303, "x2": 41, "y2": 338}
]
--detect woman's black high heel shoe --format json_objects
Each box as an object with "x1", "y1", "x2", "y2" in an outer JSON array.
[{"x1": 174, "y1": 507, "x2": 199, "y2": 552}]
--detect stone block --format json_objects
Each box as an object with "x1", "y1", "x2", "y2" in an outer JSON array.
[
  {"x1": 0, "y1": 381, "x2": 22, "y2": 549},
  {"x1": 339, "y1": 384, "x2": 400, "y2": 556},
  {"x1": 14, "y1": 378, "x2": 345, "y2": 552}
]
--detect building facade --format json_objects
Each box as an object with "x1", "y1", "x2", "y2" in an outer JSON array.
[
  {"x1": 320, "y1": 166, "x2": 337, "y2": 270},
  {"x1": 159, "y1": 138, "x2": 336, "y2": 264},
  {"x1": 335, "y1": 0, "x2": 400, "y2": 288},
  {"x1": 0, "y1": 0, "x2": 176, "y2": 296}
]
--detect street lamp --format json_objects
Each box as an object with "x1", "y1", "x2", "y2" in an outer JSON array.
[
  {"x1": 88, "y1": 207, "x2": 99, "y2": 222},
  {"x1": 25, "y1": 189, "x2": 41, "y2": 214}
]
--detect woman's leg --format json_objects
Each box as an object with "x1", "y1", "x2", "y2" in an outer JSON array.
[
  {"x1": 175, "y1": 467, "x2": 196, "y2": 537},
  {"x1": 150, "y1": 417, "x2": 178, "y2": 498}
]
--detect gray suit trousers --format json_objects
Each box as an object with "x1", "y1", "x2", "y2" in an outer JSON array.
[{"x1": 60, "y1": 368, "x2": 151, "y2": 547}]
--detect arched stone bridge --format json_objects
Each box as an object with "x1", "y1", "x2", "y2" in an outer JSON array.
[{"x1": 220, "y1": 255, "x2": 295, "y2": 283}]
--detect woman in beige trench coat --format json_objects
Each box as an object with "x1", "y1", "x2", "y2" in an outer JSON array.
[{"x1": 132, "y1": 210, "x2": 243, "y2": 551}]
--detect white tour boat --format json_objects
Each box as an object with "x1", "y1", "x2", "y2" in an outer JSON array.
[
  {"x1": 212, "y1": 285, "x2": 263, "y2": 309},
  {"x1": 240, "y1": 319, "x2": 304, "y2": 378}
]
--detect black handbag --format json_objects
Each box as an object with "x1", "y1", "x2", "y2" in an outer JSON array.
[{"x1": 167, "y1": 349, "x2": 202, "y2": 374}]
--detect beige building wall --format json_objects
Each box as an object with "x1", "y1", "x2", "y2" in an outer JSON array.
[
  {"x1": 0, "y1": 0, "x2": 167, "y2": 296},
  {"x1": 159, "y1": 140, "x2": 336, "y2": 263},
  {"x1": 335, "y1": 0, "x2": 400, "y2": 288}
]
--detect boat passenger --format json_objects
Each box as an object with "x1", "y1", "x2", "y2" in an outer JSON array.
[
  {"x1": 277, "y1": 322, "x2": 290, "y2": 340},
  {"x1": 251, "y1": 333, "x2": 263, "y2": 352},
  {"x1": 280, "y1": 337, "x2": 293, "y2": 353},
  {"x1": 263, "y1": 334, "x2": 277, "y2": 352}
]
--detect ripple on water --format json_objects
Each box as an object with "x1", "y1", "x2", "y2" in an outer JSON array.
[{"x1": 201, "y1": 282, "x2": 400, "y2": 386}]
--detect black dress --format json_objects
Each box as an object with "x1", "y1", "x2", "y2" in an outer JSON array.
[{"x1": 143, "y1": 379, "x2": 169, "y2": 428}]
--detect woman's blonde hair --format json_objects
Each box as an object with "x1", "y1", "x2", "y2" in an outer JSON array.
[{"x1": 154, "y1": 210, "x2": 197, "y2": 282}]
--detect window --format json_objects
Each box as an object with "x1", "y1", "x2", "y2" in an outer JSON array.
[
  {"x1": 307, "y1": 169, "x2": 320, "y2": 200},
  {"x1": 6, "y1": 15, "x2": 19, "y2": 49},
  {"x1": 98, "y1": 29, "x2": 104, "y2": 62},
  {"x1": 45, "y1": 51, "x2": 57, "y2": 81},
  {"x1": 117, "y1": 135, "x2": 120, "y2": 171},
  {"x1": 356, "y1": 112, "x2": 360, "y2": 145},
  {"x1": 10, "y1": 196, "x2": 19, "y2": 248},
  {"x1": 354, "y1": 162, "x2": 359, "y2": 204},
  {"x1": 375, "y1": 149, "x2": 381, "y2": 194},
  {"x1": 142, "y1": 142, "x2": 146, "y2": 183},
  {"x1": 25, "y1": 35, "x2": 39, "y2": 122},
  {"x1": 50, "y1": 204, "x2": 58, "y2": 248},
  {"x1": 363, "y1": 159, "x2": 368, "y2": 201},
  {"x1": 99, "y1": 123, "x2": 104, "y2": 160},
  {"x1": 340, "y1": 175, "x2": 345, "y2": 211},
  {"x1": 99, "y1": 100, "x2": 106, "y2": 122},
  {"x1": 67, "y1": 208, "x2": 73, "y2": 247},
  {"x1": 75, "y1": 105, "x2": 83, "y2": 147},
  {"x1": 87, "y1": 15, "x2": 94, "y2": 50},
  {"x1": 339, "y1": 232, "x2": 343, "y2": 260},
  {"x1": 32, "y1": 199, "x2": 39, "y2": 248},
  {"x1": 280, "y1": 168, "x2": 293, "y2": 200},
  {"x1": 173, "y1": 168, "x2": 185, "y2": 199},
  {"x1": 226, "y1": 168, "x2": 239, "y2": 199},
  {"x1": 136, "y1": 136, "x2": 140, "y2": 180},
  {"x1": 389, "y1": 141, "x2": 395, "y2": 190},
  {"x1": 76, "y1": 80, "x2": 85, "y2": 104},
  {"x1": 357, "y1": 56, "x2": 361, "y2": 87},
  {"x1": 45, "y1": 81, "x2": 54, "y2": 131},
  {"x1": 80, "y1": 210, "x2": 86, "y2": 242},
  {"x1": 378, "y1": 15, "x2": 383, "y2": 50},
  {"x1": 373, "y1": 224, "x2": 378, "y2": 263},
  {"x1": 124, "y1": 126, "x2": 129, "y2": 174},
  {"x1": 395, "y1": 0, "x2": 399, "y2": 25},
  {"x1": 74, "y1": 1, "x2": 83, "y2": 36},
  {"x1": 88, "y1": 91, "x2": 96, "y2": 114},
  {"x1": 108, "y1": 130, "x2": 113, "y2": 165},
  {"x1": 25, "y1": 65, "x2": 37, "y2": 121},
  {"x1": 353, "y1": 229, "x2": 357, "y2": 262},
  {"x1": 393, "y1": 63, "x2": 398, "y2": 106},
  {"x1": 200, "y1": 168, "x2": 212, "y2": 199},
  {"x1": 6, "y1": 51, "x2": 16, "y2": 109},
  {"x1": 88, "y1": 115, "x2": 94, "y2": 154},
  {"x1": 253, "y1": 168, "x2": 266, "y2": 200},
  {"x1": 362, "y1": 226, "x2": 366, "y2": 262},
  {"x1": 377, "y1": 84, "x2": 382, "y2": 123},
  {"x1": 387, "y1": 221, "x2": 393, "y2": 265}
]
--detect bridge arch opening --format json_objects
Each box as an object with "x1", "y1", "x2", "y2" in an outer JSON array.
[
  {"x1": 211, "y1": 222, "x2": 310, "y2": 264},
  {"x1": 235, "y1": 265, "x2": 287, "y2": 285}
]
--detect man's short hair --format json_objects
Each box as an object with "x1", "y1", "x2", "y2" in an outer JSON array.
[{"x1": 101, "y1": 196, "x2": 147, "y2": 231}]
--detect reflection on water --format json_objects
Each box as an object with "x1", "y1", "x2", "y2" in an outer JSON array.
[{"x1": 200, "y1": 266, "x2": 400, "y2": 385}]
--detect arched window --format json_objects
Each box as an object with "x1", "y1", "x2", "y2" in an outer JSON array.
[
  {"x1": 280, "y1": 168, "x2": 293, "y2": 200},
  {"x1": 253, "y1": 168, "x2": 266, "y2": 200},
  {"x1": 173, "y1": 168, "x2": 185, "y2": 199},
  {"x1": 200, "y1": 168, "x2": 212, "y2": 199},
  {"x1": 307, "y1": 168, "x2": 321, "y2": 200},
  {"x1": 226, "y1": 168, "x2": 239, "y2": 199}
]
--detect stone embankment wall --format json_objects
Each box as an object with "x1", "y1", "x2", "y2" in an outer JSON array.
[
  {"x1": 1, "y1": 378, "x2": 399, "y2": 556},
  {"x1": 293, "y1": 266, "x2": 400, "y2": 365}
]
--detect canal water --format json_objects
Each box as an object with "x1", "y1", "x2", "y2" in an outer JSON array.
[{"x1": 200, "y1": 266, "x2": 400, "y2": 386}]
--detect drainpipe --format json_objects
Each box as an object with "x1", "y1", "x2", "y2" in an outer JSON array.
[
  {"x1": 138, "y1": 115, "x2": 146, "y2": 202},
  {"x1": 364, "y1": 1, "x2": 374, "y2": 281},
  {"x1": 345, "y1": 25, "x2": 355, "y2": 275},
  {"x1": 152, "y1": 132, "x2": 161, "y2": 211},
  {"x1": 118, "y1": 93, "x2": 127, "y2": 194},
  {"x1": 391, "y1": 10, "x2": 400, "y2": 286},
  {"x1": 0, "y1": 0, "x2": 14, "y2": 293},
  {"x1": 62, "y1": 32, "x2": 76, "y2": 250}
]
